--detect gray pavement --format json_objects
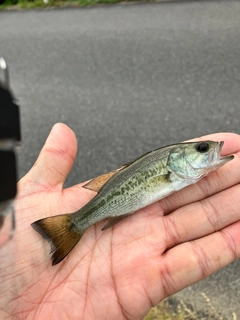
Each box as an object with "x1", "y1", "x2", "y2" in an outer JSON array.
[{"x1": 0, "y1": 1, "x2": 240, "y2": 318}]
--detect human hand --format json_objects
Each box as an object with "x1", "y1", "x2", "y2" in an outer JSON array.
[{"x1": 0, "y1": 123, "x2": 240, "y2": 320}]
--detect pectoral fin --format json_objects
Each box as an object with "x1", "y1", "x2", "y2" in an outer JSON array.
[{"x1": 101, "y1": 214, "x2": 131, "y2": 231}]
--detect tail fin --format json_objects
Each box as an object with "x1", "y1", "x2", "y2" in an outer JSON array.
[{"x1": 31, "y1": 214, "x2": 83, "y2": 266}]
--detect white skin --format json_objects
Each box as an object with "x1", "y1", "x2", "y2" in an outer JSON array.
[{"x1": 0, "y1": 123, "x2": 240, "y2": 320}]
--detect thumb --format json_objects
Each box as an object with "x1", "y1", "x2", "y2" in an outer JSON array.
[{"x1": 23, "y1": 123, "x2": 77, "y2": 190}]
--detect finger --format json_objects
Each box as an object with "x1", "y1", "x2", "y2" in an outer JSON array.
[
  {"x1": 160, "y1": 220, "x2": 240, "y2": 297},
  {"x1": 163, "y1": 183, "x2": 240, "y2": 249},
  {"x1": 160, "y1": 132, "x2": 240, "y2": 214},
  {"x1": 24, "y1": 123, "x2": 77, "y2": 189}
]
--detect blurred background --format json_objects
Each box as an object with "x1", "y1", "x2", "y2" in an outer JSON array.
[{"x1": 0, "y1": 0, "x2": 240, "y2": 318}]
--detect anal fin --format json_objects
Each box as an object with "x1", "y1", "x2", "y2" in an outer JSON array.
[{"x1": 101, "y1": 214, "x2": 130, "y2": 231}]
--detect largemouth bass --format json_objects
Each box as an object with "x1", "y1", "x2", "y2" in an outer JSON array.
[{"x1": 31, "y1": 141, "x2": 233, "y2": 265}]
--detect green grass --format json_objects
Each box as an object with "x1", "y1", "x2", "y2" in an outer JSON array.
[
  {"x1": 144, "y1": 293, "x2": 237, "y2": 320},
  {"x1": 0, "y1": 0, "x2": 155, "y2": 10},
  {"x1": 144, "y1": 299, "x2": 187, "y2": 320}
]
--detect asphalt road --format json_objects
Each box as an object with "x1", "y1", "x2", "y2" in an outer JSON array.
[{"x1": 1, "y1": 1, "x2": 240, "y2": 318}]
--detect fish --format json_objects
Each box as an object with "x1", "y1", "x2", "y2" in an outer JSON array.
[{"x1": 31, "y1": 141, "x2": 234, "y2": 266}]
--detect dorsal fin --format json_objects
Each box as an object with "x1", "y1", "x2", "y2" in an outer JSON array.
[
  {"x1": 82, "y1": 165, "x2": 126, "y2": 193},
  {"x1": 82, "y1": 171, "x2": 117, "y2": 192},
  {"x1": 82, "y1": 150, "x2": 157, "y2": 193}
]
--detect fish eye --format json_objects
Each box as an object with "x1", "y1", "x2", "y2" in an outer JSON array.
[{"x1": 196, "y1": 142, "x2": 209, "y2": 153}]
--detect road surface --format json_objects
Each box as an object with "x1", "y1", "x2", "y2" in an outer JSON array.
[{"x1": 0, "y1": 1, "x2": 240, "y2": 318}]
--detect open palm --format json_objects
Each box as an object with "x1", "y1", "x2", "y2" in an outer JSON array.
[{"x1": 1, "y1": 123, "x2": 240, "y2": 320}]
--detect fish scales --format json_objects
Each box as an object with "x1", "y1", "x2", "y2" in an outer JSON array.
[
  {"x1": 72, "y1": 152, "x2": 170, "y2": 228},
  {"x1": 31, "y1": 141, "x2": 234, "y2": 265}
]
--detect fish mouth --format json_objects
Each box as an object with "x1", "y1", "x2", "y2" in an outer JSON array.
[{"x1": 213, "y1": 141, "x2": 234, "y2": 165}]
